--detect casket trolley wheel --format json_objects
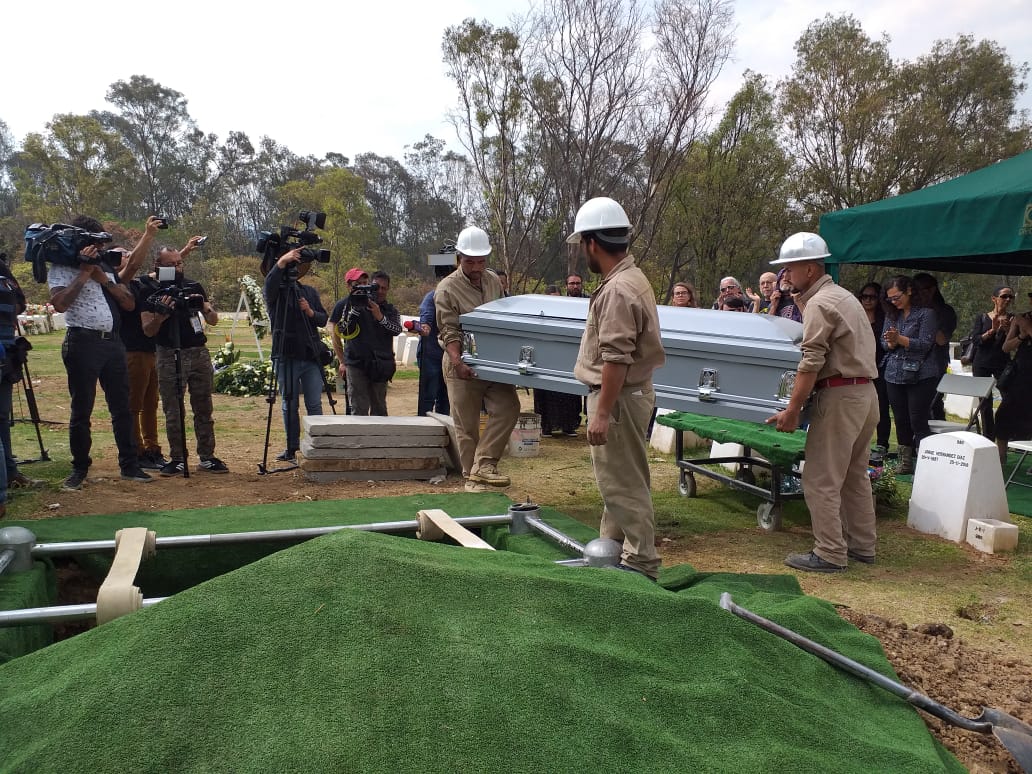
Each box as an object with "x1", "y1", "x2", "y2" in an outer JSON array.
[
  {"x1": 756, "y1": 502, "x2": 782, "y2": 533},
  {"x1": 678, "y1": 469, "x2": 697, "y2": 498}
]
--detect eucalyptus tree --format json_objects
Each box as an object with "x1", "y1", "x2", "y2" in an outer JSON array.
[
  {"x1": 12, "y1": 113, "x2": 135, "y2": 223},
  {"x1": 647, "y1": 72, "x2": 795, "y2": 304},
  {"x1": 780, "y1": 15, "x2": 1031, "y2": 221}
]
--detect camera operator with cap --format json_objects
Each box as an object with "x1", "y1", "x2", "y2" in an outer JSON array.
[
  {"x1": 435, "y1": 226, "x2": 521, "y2": 492},
  {"x1": 142, "y1": 245, "x2": 226, "y2": 476},
  {"x1": 263, "y1": 248, "x2": 329, "y2": 461},
  {"x1": 766, "y1": 232, "x2": 879, "y2": 573},
  {"x1": 329, "y1": 269, "x2": 401, "y2": 416},
  {"x1": 48, "y1": 215, "x2": 156, "y2": 491},
  {"x1": 329, "y1": 267, "x2": 368, "y2": 397},
  {"x1": 569, "y1": 197, "x2": 665, "y2": 581}
]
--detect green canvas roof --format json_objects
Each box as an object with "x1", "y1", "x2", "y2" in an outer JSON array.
[{"x1": 820, "y1": 150, "x2": 1032, "y2": 275}]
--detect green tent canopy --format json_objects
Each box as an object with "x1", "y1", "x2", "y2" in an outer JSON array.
[{"x1": 820, "y1": 150, "x2": 1032, "y2": 276}]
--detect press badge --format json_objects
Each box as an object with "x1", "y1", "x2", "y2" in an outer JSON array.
[{"x1": 191, "y1": 313, "x2": 203, "y2": 334}]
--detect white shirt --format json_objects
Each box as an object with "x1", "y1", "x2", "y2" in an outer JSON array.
[{"x1": 47, "y1": 263, "x2": 117, "y2": 332}]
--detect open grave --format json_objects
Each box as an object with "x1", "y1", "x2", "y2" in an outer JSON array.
[{"x1": 0, "y1": 494, "x2": 970, "y2": 772}]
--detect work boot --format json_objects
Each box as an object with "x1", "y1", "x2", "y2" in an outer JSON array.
[
  {"x1": 468, "y1": 462, "x2": 510, "y2": 487},
  {"x1": 464, "y1": 479, "x2": 490, "y2": 493},
  {"x1": 784, "y1": 551, "x2": 846, "y2": 573},
  {"x1": 897, "y1": 445, "x2": 914, "y2": 475}
]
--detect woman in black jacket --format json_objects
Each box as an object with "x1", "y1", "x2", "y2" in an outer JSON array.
[
  {"x1": 967, "y1": 285, "x2": 1015, "y2": 440},
  {"x1": 858, "y1": 282, "x2": 890, "y2": 451}
]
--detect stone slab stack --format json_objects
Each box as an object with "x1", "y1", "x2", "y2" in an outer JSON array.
[{"x1": 300, "y1": 416, "x2": 449, "y2": 482}]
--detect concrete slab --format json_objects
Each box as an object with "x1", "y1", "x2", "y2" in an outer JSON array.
[
  {"x1": 426, "y1": 411, "x2": 462, "y2": 472},
  {"x1": 303, "y1": 415, "x2": 446, "y2": 436},
  {"x1": 299, "y1": 457, "x2": 445, "y2": 472},
  {"x1": 300, "y1": 440, "x2": 447, "y2": 459},
  {"x1": 305, "y1": 435, "x2": 446, "y2": 449},
  {"x1": 302, "y1": 467, "x2": 447, "y2": 483}
]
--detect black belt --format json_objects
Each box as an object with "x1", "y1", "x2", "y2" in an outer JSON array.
[
  {"x1": 67, "y1": 326, "x2": 117, "y2": 341},
  {"x1": 588, "y1": 385, "x2": 601, "y2": 392}
]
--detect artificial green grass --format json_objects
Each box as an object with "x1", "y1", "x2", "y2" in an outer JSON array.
[
  {"x1": 0, "y1": 527, "x2": 962, "y2": 773},
  {"x1": 656, "y1": 412, "x2": 807, "y2": 469},
  {"x1": 0, "y1": 563, "x2": 53, "y2": 662}
]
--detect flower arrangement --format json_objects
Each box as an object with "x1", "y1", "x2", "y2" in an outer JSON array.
[
  {"x1": 213, "y1": 357, "x2": 274, "y2": 397},
  {"x1": 239, "y1": 275, "x2": 269, "y2": 339},
  {"x1": 212, "y1": 341, "x2": 241, "y2": 371}
]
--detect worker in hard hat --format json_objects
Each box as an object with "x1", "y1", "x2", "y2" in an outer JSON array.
[
  {"x1": 434, "y1": 226, "x2": 521, "y2": 492},
  {"x1": 766, "y1": 232, "x2": 879, "y2": 573},
  {"x1": 570, "y1": 197, "x2": 665, "y2": 581}
]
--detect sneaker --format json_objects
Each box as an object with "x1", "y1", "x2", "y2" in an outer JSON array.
[
  {"x1": 121, "y1": 467, "x2": 154, "y2": 483},
  {"x1": 468, "y1": 463, "x2": 510, "y2": 487},
  {"x1": 464, "y1": 480, "x2": 490, "y2": 493},
  {"x1": 160, "y1": 460, "x2": 186, "y2": 477},
  {"x1": 562, "y1": 430, "x2": 579, "y2": 438},
  {"x1": 8, "y1": 472, "x2": 44, "y2": 489},
  {"x1": 197, "y1": 457, "x2": 229, "y2": 473},
  {"x1": 275, "y1": 449, "x2": 297, "y2": 462},
  {"x1": 62, "y1": 470, "x2": 88, "y2": 491},
  {"x1": 614, "y1": 563, "x2": 659, "y2": 582},
  {"x1": 139, "y1": 452, "x2": 169, "y2": 470},
  {"x1": 784, "y1": 551, "x2": 846, "y2": 574},
  {"x1": 847, "y1": 549, "x2": 876, "y2": 565}
]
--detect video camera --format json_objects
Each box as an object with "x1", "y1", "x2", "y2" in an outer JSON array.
[
  {"x1": 348, "y1": 283, "x2": 380, "y2": 309},
  {"x1": 256, "y1": 211, "x2": 331, "y2": 275},
  {"x1": 23, "y1": 223, "x2": 116, "y2": 282},
  {"x1": 147, "y1": 266, "x2": 205, "y2": 317}
]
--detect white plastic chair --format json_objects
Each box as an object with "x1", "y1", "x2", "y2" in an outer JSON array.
[{"x1": 927, "y1": 373, "x2": 996, "y2": 435}]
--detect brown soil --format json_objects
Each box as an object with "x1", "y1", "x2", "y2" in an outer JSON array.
[{"x1": 15, "y1": 376, "x2": 1032, "y2": 773}]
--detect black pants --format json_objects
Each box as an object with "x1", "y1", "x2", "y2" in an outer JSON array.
[
  {"x1": 62, "y1": 329, "x2": 137, "y2": 472},
  {"x1": 873, "y1": 374, "x2": 891, "y2": 448},
  {"x1": 885, "y1": 376, "x2": 939, "y2": 450},
  {"x1": 972, "y1": 364, "x2": 1002, "y2": 440}
]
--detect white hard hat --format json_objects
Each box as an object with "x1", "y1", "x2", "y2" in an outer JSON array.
[
  {"x1": 771, "y1": 232, "x2": 831, "y2": 265},
  {"x1": 455, "y1": 226, "x2": 492, "y2": 257},
  {"x1": 566, "y1": 197, "x2": 632, "y2": 244}
]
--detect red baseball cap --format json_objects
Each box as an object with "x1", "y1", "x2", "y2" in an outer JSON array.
[{"x1": 345, "y1": 268, "x2": 368, "y2": 283}]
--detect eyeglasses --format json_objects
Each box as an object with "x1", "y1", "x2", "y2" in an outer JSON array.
[
  {"x1": 673, "y1": 290, "x2": 690, "y2": 296},
  {"x1": 860, "y1": 294, "x2": 879, "y2": 301},
  {"x1": 719, "y1": 285, "x2": 739, "y2": 293},
  {"x1": 886, "y1": 293, "x2": 904, "y2": 303},
  {"x1": 999, "y1": 294, "x2": 1015, "y2": 300}
]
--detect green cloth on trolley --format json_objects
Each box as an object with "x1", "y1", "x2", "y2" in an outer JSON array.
[{"x1": 656, "y1": 411, "x2": 807, "y2": 470}]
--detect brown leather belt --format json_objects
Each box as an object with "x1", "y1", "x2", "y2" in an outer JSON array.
[{"x1": 815, "y1": 376, "x2": 870, "y2": 390}]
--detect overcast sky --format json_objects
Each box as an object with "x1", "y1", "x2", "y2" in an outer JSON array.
[{"x1": 2, "y1": 0, "x2": 1028, "y2": 162}]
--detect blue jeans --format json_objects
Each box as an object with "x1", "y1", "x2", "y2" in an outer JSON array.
[
  {"x1": 417, "y1": 348, "x2": 449, "y2": 416},
  {"x1": 276, "y1": 358, "x2": 325, "y2": 451}
]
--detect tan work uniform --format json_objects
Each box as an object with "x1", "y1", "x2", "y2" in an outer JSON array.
[
  {"x1": 574, "y1": 255, "x2": 665, "y2": 578},
  {"x1": 795, "y1": 274, "x2": 879, "y2": 566},
  {"x1": 435, "y1": 269, "x2": 520, "y2": 478}
]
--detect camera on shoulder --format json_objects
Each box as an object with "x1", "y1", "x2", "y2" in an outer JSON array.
[
  {"x1": 23, "y1": 223, "x2": 115, "y2": 282},
  {"x1": 256, "y1": 211, "x2": 332, "y2": 277}
]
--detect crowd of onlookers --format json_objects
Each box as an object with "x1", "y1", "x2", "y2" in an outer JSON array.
[{"x1": 666, "y1": 271, "x2": 1032, "y2": 472}]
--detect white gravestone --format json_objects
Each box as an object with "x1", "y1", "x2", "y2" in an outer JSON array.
[{"x1": 908, "y1": 431, "x2": 1011, "y2": 542}]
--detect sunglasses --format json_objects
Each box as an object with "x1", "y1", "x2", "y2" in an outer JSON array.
[
  {"x1": 719, "y1": 286, "x2": 739, "y2": 293},
  {"x1": 886, "y1": 293, "x2": 904, "y2": 303},
  {"x1": 860, "y1": 294, "x2": 879, "y2": 301},
  {"x1": 999, "y1": 294, "x2": 1015, "y2": 300}
]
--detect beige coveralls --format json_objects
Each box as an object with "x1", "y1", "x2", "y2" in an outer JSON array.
[
  {"x1": 795, "y1": 274, "x2": 880, "y2": 566},
  {"x1": 574, "y1": 255, "x2": 666, "y2": 578},
  {"x1": 435, "y1": 269, "x2": 520, "y2": 479}
]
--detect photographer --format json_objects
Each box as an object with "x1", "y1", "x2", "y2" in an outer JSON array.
[
  {"x1": 142, "y1": 246, "x2": 227, "y2": 475},
  {"x1": 263, "y1": 248, "x2": 329, "y2": 462},
  {"x1": 0, "y1": 255, "x2": 39, "y2": 507},
  {"x1": 48, "y1": 215, "x2": 154, "y2": 490},
  {"x1": 329, "y1": 271, "x2": 401, "y2": 416}
]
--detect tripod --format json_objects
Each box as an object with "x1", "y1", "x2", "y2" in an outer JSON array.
[
  {"x1": 258, "y1": 268, "x2": 336, "y2": 475},
  {"x1": 165, "y1": 309, "x2": 192, "y2": 479},
  {"x1": 9, "y1": 337, "x2": 51, "y2": 463}
]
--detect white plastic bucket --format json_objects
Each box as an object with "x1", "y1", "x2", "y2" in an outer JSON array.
[{"x1": 508, "y1": 412, "x2": 541, "y2": 458}]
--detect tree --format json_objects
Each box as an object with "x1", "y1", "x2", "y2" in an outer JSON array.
[
  {"x1": 92, "y1": 75, "x2": 204, "y2": 219},
  {"x1": 779, "y1": 15, "x2": 1032, "y2": 220},
  {"x1": 12, "y1": 114, "x2": 135, "y2": 222},
  {"x1": 893, "y1": 36, "x2": 1031, "y2": 191},
  {"x1": 443, "y1": 18, "x2": 545, "y2": 283},
  {"x1": 277, "y1": 168, "x2": 380, "y2": 301},
  {"x1": 647, "y1": 72, "x2": 794, "y2": 303}
]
